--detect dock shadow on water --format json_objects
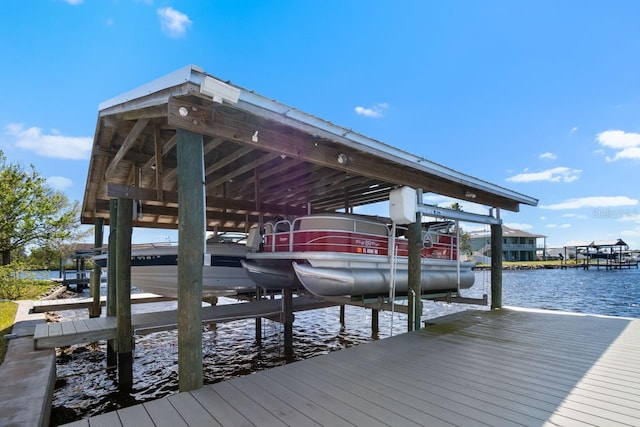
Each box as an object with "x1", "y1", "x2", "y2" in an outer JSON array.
[{"x1": 50, "y1": 297, "x2": 438, "y2": 426}]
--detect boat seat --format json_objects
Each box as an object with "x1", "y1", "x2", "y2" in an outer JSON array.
[{"x1": 246, "y1": 227, "x2": 262, "y2": 250}]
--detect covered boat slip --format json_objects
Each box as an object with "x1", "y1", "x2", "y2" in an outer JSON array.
[
  {"x1": 79, "y1": 64, "x2": 538, "y2": 392},
  {"x1": 61, "y1": 308, "x2": 640, "y2": 427}
]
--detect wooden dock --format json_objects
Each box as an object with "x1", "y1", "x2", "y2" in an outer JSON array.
[
  {"x1": 33, "y1": 297, "x2": 335, "y2": 349},
  {"x1": 31, "y1": 292, "x2": 174, "y2": 313},
  {"x1": 60, "y1": 307, "x2": 640, "y2": 426}
]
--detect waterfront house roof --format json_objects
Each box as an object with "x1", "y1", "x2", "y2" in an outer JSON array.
[
  {"x1": 468, "y1": 226, "x2": 546, "y2": 239},
  {"x1": 81, "y1": 65, "x2": 538, "y2": 231}
]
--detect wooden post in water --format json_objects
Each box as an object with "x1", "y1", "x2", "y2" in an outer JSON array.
[
  {"x1": 407, "y1": 212, "x2": 422, "y2": 331},
  {"x1": 339, "y1": 305, "x2": 345, "y2": 326},
  {"x1": 89, "y1": 218, "x2": 104, "y2": 318},
  {"x1": 490, "y1": 214, "x2": 503, "y2": 310},
  {"x1": 116, "y1": 197, "x2": 133, "y2": 391},
  {"x1": 177, "y1": 128, "x2": 204, "y2": 392},
  {"x1": 255, "y1": 285, "x2": 263, "y2": 345},
  {"x1": 371, "y1": 309, "x2": 379, "y2": 335},
  {"x1": 106, "y1": 199, "x2": 118, "y2": 368},
  {"x1": 283, "y1": 288, "x2": 294, "y2": 358}
]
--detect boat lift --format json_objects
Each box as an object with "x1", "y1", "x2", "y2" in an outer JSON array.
[{"x1": 387, "y1": 186, "x2": 502, "y2": 331}]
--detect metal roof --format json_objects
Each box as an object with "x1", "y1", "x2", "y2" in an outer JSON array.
[{"x1": 81, "y1": 65, "x2": 538, "y2": 231}]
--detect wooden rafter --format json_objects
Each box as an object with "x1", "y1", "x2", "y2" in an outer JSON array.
[{"x1": 104, "y1": 118, "x2": 150, "y2": 180}]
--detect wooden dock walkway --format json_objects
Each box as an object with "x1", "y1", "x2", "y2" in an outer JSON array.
[
  {"x1": 33, "y1": 297, "x2": 335, "y2": 349},
  {"x1": 32, "y1": 292, "x2": 174, "y2": 313},
  {"x1": 60, "y1": 307, "x2": 640, "y2": 427},
  {"x1": 0, "y1": 301, "x2": 56, "y2": 427}
]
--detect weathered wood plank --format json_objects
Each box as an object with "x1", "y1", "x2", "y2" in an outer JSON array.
[
  {"x1": 239, "y1": 371, "x2": 352, "y2": 427},
  {"x1": 142, "y1": 396, "x2": 189, "y2": 427},
  {"x1": 164, "y1": 391, "x2": 221, "y2": 426},
  {"x1": 86, "y1": 411, "x2": 122, "y2": 427},
  {"x1": 265, "y1": 368, "x2": 389, "y2": 427},
  {"x1": 190, "y1": 385, "x2": 252, "y2": 427},
  {"x1": 117, "y1": 404, "x2": 155, "y2": 427},
  {"x1": 48, "y1": 322, "x2": 63, "y2": 337},
  {"x1": 32, "y1": 293, "x2": 173, "y2": 313},
  {"x1": 209, "y1": 381, "x2": 288, "y2": 427},
  {"x1": 231, "y1": 375, "x2": 321, "y2": 427}
]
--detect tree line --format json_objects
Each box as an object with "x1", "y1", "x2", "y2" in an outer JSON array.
[{"x1": 0, "y1": 150, "x2": 88, "y2": 270}]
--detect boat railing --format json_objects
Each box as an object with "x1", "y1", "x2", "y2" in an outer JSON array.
[{"x1": 261, "y1": 216, "x2": 459, "y2": 260}]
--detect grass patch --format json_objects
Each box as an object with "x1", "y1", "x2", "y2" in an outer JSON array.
[{"x1": 0, "y1": 301, "x2": 18, "y2": 364}]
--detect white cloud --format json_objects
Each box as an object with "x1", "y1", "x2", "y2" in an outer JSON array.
[
  {"x1": 539, "y1": 152, "x2": 557, "y2": 160},
  {"x1": 64, "y1": 0, "x2": 83, "y2": 5},
  {"x1": 540, "y1": 196, "x2": 638, "y2": 210},
  {"x1": 570, "y1": 127, "x2": 578, "y2": 134},
  {"x1": 506, "y1": 166, "x2": 581, "y2": 183},
  {"x1": 596, "y1": 130, "x2": 640, "y2": 161},
  {"x1": 619, "y1": 213, "x2": 640, "y2": 222},
  {"x1": 354, "y1": 103, "x2": 388, "y2": 118},
  {"x1": 562, "y1": 213, "x2": 587, "y2": 220},
  {"x1": 5, "y1": 123, "x2": 91, "y2": 160},
  {"x1": 47, "y1": 176, "x2": 73, "y2": 191},
  {"x1": 158, "y1": 7, "x2": 192, "y2": 38},
  {"x1": 546, "y1": 223, "x2": 572, "y2": 229}
]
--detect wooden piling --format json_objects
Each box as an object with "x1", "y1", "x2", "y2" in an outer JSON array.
[
  {"x1": 339, "y1": 305, "x2": 345, "y2": 326},
  {"x1": 407, "y1": 212, "x2": 422, "y2": 331},
  {"x1": 176, "y1": 128, "x2": 205, "y2": 392},
  {"x1": 255, "y1": 285, "x2": 262, "y2": 345},
  {"x1": 116, "y1": 197, "x2": 133, "y2": 391},
  {"x1": 283, "y1": 288, "x2": 294, "y2": 358},
  {"x1": 106, "y1": 199, "x2": 118, "y2": 367},
  {"x1": 89, "y1": 218, "x2": 104, "y2": 318},
  {"x1": 371, "y1": 308, "x2": 379, "y2": 335},
  {"x1": 491, "y1": 221, "x2": 503, "y2": 310}
]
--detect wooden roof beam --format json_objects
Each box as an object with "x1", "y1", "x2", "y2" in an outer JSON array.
[{"x1": 104, "y1": 118, "x2": 150, "y2": 180}]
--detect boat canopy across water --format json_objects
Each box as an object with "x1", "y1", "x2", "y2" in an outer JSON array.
[{"x1": 242, "y1": 213, "x2": 475, "y2": 297}]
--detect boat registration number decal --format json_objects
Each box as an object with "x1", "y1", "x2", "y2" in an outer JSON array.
[{"x1": 355, "y1": 238, "x2": 381, "y2": 255}]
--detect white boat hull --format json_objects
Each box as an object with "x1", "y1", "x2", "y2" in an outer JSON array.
[
  {"x1": 129, "y1": 264, "x2": 256, "y2": 299},
  {"x1": 94, "y1": 243, "x2": 257, "y2": 299}
]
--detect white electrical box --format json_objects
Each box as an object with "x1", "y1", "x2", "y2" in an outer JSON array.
[
  {"x1": 389, "y1": 186, "x2": 417, "y2": 224},
  {"x1": 200, "y1": 76, "x2": 241, "y2": 104}
]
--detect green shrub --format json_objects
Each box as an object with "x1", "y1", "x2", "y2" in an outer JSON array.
[{"x1": 0, "y1": 264, "x2": 52, "y2": 300}]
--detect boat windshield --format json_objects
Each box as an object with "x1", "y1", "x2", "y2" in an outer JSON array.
[{"x1": 207, "y1": 232, "x2": 248, "y2": 244}]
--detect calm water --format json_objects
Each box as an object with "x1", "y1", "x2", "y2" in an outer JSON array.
[{"x1": 49, "y1": 267, "x2": 639, "y2": 425}]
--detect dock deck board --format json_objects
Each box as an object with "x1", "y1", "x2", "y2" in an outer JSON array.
[
  {"x1": 31, "y1": 293, "x2": 173, "y2": 313},
  {"x1": 61, "y1": 308, "x2": 640, "y2": 427},
  {"x1": 33, "y1": 297, "x2": 335, "y2": 349}
]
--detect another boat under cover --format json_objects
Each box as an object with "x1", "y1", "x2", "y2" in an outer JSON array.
[{"x1": 93, "y1": 236, "x2": 257, "y2": 299}]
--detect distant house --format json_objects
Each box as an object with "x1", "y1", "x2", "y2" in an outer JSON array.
[{"x1": 468, "y1": 226, "x2": 547, "y2": 262}]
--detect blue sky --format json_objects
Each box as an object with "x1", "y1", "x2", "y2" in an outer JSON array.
[{"x1": 1, "y1": 0, "x2": 639, "y2": 248}]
